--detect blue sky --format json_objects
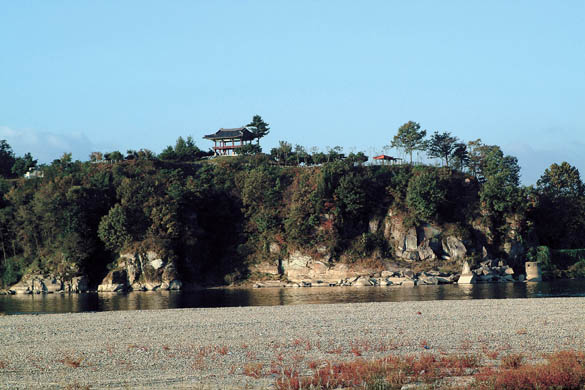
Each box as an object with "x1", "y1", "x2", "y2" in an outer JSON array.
[{"x1": 1, "y1": 1, "x2": 583, "y2": 184}]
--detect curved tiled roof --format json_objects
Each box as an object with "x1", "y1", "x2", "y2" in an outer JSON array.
[{"x1": 203, "y1": 127, "x2": 256, "y2": 140}]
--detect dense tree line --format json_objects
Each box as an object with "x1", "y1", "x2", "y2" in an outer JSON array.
[{"x1": 1, "y1": 119, "x2": 585, "y2": 287}]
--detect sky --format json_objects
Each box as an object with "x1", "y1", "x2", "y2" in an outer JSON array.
[{"x1": 0, "y1": 1, "x2": 583, "y2": 185}]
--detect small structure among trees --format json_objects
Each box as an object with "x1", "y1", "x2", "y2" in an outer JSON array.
[
  {"x1": 373, "y1": 154, "x2": 401, "y2": 165},
  {"x1": 203, "y1": 127, "x2": 256, "y2": 156}
]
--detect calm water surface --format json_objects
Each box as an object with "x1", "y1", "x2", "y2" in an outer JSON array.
[{"x1": 1, "y1": 280, "x2": 584, "y2": 315}]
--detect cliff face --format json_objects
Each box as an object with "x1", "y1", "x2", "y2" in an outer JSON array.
[
  {"x1": 2, "y1": 159, "x2": 531, "y2": 292},
  {"x1": 250, "y1": 202, "x2": 527, "y2": 286}
]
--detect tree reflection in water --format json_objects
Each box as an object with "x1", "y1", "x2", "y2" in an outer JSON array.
[{"x1": 1, "y1": 280, "x2": 584, "y2": 315}]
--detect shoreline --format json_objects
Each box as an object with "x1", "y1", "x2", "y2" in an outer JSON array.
[{"x1": 1, "y1": 297, "x2": 584, "y2": 389}]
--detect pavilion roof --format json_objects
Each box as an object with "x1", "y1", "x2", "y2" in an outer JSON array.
[
  {"x1": 203, "y1": 127, "x2": 256, "y2": 140},
  {"x1": 373, "y1": 154, "x2": 401, "y2": 161}
]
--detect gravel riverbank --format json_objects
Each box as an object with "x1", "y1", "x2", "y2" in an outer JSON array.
[{"x1": 1, "y1": 297, "x2": 584, "y2": 389}]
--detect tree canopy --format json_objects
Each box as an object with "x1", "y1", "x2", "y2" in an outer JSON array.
[
  {"x1": 427, "y1": 131, "x2": 458, "y2": 167},
  {"x1": 0, "y1": 140, "x2": 16, "y2": 178},
  {"x1": 246, "y1": 115, "x2": 270, "y2": 144},
  {"x1": 391, "y1": 121, "x2": 427, "y2": 164}
]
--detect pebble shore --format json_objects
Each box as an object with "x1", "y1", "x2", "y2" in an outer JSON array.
[{"x1": 1, "y1": 297, "x2": 584, "y2": 389}]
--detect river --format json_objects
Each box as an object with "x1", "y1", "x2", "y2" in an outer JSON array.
[{"x1": 1, "y1": 279, "x2": 584, "y2": 315}]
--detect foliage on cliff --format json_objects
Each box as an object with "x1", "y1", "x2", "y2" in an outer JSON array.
[{"x1": 1, "y1": 136, "x2": 585, "y2": 287}]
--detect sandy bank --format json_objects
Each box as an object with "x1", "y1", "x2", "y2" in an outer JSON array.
[{"x1": 1, "y1": 297, "x2": 584, "y2": 389}]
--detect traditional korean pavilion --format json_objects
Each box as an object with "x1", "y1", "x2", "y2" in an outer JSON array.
[
  {"x1": 373, "y1": 154, "x2": 402, "y2": 165},
  {"x1": 203, "y1": 127, "x2": 256, "y2": 156}
]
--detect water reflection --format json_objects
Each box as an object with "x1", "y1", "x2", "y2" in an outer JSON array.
[{"x1": 1, "y1": 279, "x2": 584, "y2": 315}]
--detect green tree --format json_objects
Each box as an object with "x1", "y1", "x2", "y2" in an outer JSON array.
[
  {"x1": 0, "y1": 140, "x2": 16, "y2": 178},
  {"x1": 391, "y1": 121, "x2": 427, "y2": 164},
  {"x1": 479, "y1": 147, "x2": 521, "y2": 215},
  {"x1": 159, "y1": 136, "x2": 207, "y2": 161},
  {"x1": 427, "y1": 131, "x2": 458, "y2": 167},
  {"x1": 406, "y1": 169, "x2": 446, "y2": 222},
  {"x1": 537, "y1": 162, "x2": 585, "y2": 198},
  {"x1": 293, "y1": 145, "x2": 309, "y2": 165},
  {"x1": 270, "y1": 141, "x2": 292, "y2": 165},
  {"x1": 11, "y1": 152, "x2": 37, "y2": 176},
  {"x1": 451, "y1": 143, "x2": 470, "y2": 172},
  {"x1": 105, "y1": 151, "x2": 124, "y2": 162},
  {"x1": 326, "y1": 146, "x2": 344, "y2": 163},
  {"x1": 533, "y1": 162, "x2": 585, "y2": 248},
  {"x1": 98, "y1": 204, "x2": 131, "y2": 252},
  {"x1": 246, "y1": 115, "x2": 270, "y2": 145},
  {"x1": 238, "y1": 143, "x2": 262, "y2": 156},
  {"x1": 89, "y1": 152, "x2": 103, "y2": 163},
  {"x1": 346, "y1": 152, "x2": 368, "y2": 165}
]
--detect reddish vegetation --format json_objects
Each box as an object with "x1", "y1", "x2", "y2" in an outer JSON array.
[
  {"x1": 272, "y1": 350, "x2": 585, "y2": 390},
  {"x1": 243, "y1": 363, "x2": 264, "y2": 378},
  {"x1": 58, "y1": 356, "x2": 84, "y2": 368},
  {"x1": 475, "y1": 351, "x2": 585, "y2": 390},
  {"x1": 275, "y1": 353, "x2": 479, "y2": 390}
]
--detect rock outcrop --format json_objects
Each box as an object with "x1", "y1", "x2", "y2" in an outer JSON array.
[
  {"x1": 97, "y1": 251, "x2": 182, "y2": 292},
  {"x1": 383, "y1": 214, "x2": 469, "y2": 262},
  {"x1": 457, "y1": 261, "x2": 476, "y2": 284},
  {"x1": 10, "y1": 274, "x2": 89, "y2": 294},
  {"x1": 525, "y1": 261, "x2": 542, "y2": 282},
  {"x1": 282, "y1": 251, "x2": 359, "y2": 284}
]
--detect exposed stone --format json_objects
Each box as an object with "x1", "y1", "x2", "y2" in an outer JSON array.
[
  {"x1": 525, "y1": 262, "x2": 542, "y2": 282},
  {"x1": 404, "y1": 251, "x2": 420, "y2": 262},
  {"x1": 457, "y1": 261, "x2": 476, "y2": 284},
  {"x1": 269, "y1": 242, "x2": 281, "y2": 254},
  {"x1": 249, "y1": 262, "x2": 280, "y2": 275},
  {"x1": 98, "y1": 269, "x2": 128, "y2": 292},
  {"x1": 169, "y1": 280, "x2": 183, "y2": 290},
  {"x1": 442, "y1": 236, "x2": 467, "y2": 259},
  {"x1": 518, "y1": 274, "x2": 526, "y2": 282},
  {"x1": 388, "y1": 277, "x2": 407, "y2": 285},
  {"x1": 150, "y1": 259, "x2": 164, "y2": 270},
  {"x1": 146, "y1": 251, "x2": 159, "y2": 262},
  {"x1": 368, "y1": 218, "x2": 380, "y2": 234},
  {"x1": 144, "y1": 282, "x2": 162, "y2": 291},
  {"x1": 10, "y1": 280, "x2": 32, "y2": 294},
  {"x1": 401, "y1": 280, "x2": 415, "y2": 287},
  {"x1": 405, "y1": 228, "x2": 418, "y2": 251},
  {"x1": 419, "y1": 275, "x2": 439, "y2": 285},
  {"x1": 41, "y1": 277, "x2": 63, "y2": 293},
  {"x1": 417, "y1": 241, "x2": 436, "y2": 261},
  {"x1": 97, "y1": 283, "x2": 126, "y2": 292},
  {"x1": 457, "y1": 274, "x2": 476, "y2": 284},
  {"x1": 354, "y1": 277, "x2": 372, "y2": 287},
  {"x1": 65, "y1": 276, "x2": 88, "y2": 293}
]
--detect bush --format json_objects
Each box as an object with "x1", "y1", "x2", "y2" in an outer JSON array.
[
  {"x1": 406, "y1": 169, "x2": 446, "y2": 223},
  {"x1": 1, "y1": 257, "x2": 27, "y2": 287}
]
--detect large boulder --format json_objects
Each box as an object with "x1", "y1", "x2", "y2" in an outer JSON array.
[
  {"x1": 109, "y1": 251, "x2": 183, "y2": 291},
  {"x1": 385, "y1": 218, "x2": 444, "y2": 262},
  {"x1": 10, "y1": 274, "x2": 65, "y2": 294},
  {"x1": 442, "y1": 236, "x2": 467, "y2": 259},
  {"x1": 281, "y1": 250, "x2": 377, "y2": 283},
  {"x1": 249, "y1": 262, "x2": 280, "y2": 275},
  {"x1": 97, "y1": 269, "x2": 128, "y2": 292},
  {"x1": 41, "y1": 277, "x2": 63, "y2": 293},
  {"x1": 525, "y1": 262, "x2": 542, "y2": 282},
  {"x1": 457, "y1": 261, "x2": 476, "y2": 284}
]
